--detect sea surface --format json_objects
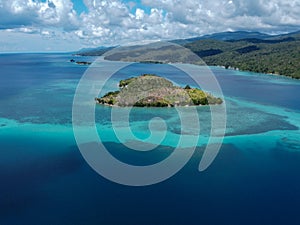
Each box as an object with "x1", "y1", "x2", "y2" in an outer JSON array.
[{"x1": 0, "y1": 53, "x2": 300, "y2": 225}]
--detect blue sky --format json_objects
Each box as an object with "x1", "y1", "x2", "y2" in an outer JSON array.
[
  {"x1": 72, "y1": 0, "x2": 147, "y2": 14},
  {"x1": 72, "y1": 0, "x2": 88, "y2": 13},
  {"x1": 0, "y1": 0, "x2": 299, "y2": 52}
]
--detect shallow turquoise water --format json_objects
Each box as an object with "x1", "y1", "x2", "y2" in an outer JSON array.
[{"x1": 0, "y1": 53, "x2": 300, "y2": 224}]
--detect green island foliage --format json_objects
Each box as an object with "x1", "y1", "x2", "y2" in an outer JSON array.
[
  {"x1": 77, "y1": 31, "x2": 300, "y2": 79},
  {"x1": 185, "y1": 33, "x2": 300, "y2": 79},
  {"x1": 95, "y1": 74, "x2": 223, "y2": 107}
]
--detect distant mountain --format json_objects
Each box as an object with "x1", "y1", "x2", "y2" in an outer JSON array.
[
  {"x1": 172, "y1": 31, "x2": 274, "y2": 45},
  {"x1": 76, "y1": 30, "x2": 299, "y2": 55},
  {"x1": 76, "y1": 46, "x2": 116, "y2": 56},
  {"x1": 76, "y1": 31, "x2": 276, "y2": 55},
  {"x1": 101, "y1": 42, "x2": 202, "y2": 64},
  {"x1": 275, "y1": 30, "x2": 300, "y2": 38},
  {"x1": 75, "y1": 30, "x2": 300, "y2": 78}
]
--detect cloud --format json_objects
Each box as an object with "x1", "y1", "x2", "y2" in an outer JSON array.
[
  {"x1": 141, "y1": 0, "x2": 300, "y2": 32},
  {"x1": 1, "y1": 0, "x2": 300, "y2": 51},
  {"x1": 0, "y1": 0, "x2": 79, "y2": 30},
  {"x1": 76, "y1": 0, "x2": 300, "y2": 46},
  {"x1": 0, "y1": 29, "x2": 81, "y2": 52},
  {"x1": 76, "y1": 0, "x2": 167, "y2": 45}
]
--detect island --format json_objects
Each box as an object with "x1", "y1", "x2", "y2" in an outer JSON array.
[
  {"x1": 95, "y1": 74, "x2": 223, "y2": 107},
  {"x1": 76, "y1": 31, "x2": 300, "y2": 79},
  {"x1": 70, "y1": 59, "x2": 92, "y2": 65}
]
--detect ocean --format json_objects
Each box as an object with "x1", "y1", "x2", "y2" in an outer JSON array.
[{"x1": 0, "y1": 53, "x2": 300, "y2": 225}]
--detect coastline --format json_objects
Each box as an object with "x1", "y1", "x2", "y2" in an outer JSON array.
[
  {"x1": 213, "y1": 65, "x2": 300, "y2": 80},
  {"x1": 73, "y1": 52, "x2": 300, "y2": 80},
  {"x1": 95, "y1": 74, "x2": 223, "y2": 107}
]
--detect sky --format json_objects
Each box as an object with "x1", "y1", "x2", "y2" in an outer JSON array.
[{"x1": 0, "y1": 0, "x2": 300, "y2": 52}]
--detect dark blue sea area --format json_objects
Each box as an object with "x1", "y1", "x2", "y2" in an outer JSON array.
[{"x1": 0, "y1": 53, "x2": 300, "y2": 225}]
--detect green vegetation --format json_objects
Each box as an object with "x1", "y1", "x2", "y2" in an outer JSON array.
[
  {"x1": 118, "y1": 74, "x2": 160, "y2": 88},
  {"x1": 119, "y1": 77, "x2": 136, "y2": 88},
  {"x1": 101, "y1": 44, "x2": 203, "y2": 65},
  {"x1": 186, "y1": 88, "x2": 208, "y2": 105},
  {"x1": 95, "y1": 74, "x2": 222, "y2": 107},
  {"x1": 185, "y1": 33, "x2": 300, "y2": 79},
  {"x1": 96, "y1": 91, "x2": 120, "y2": 105},
  {"x1": 77, "y1": 31, "x2": 300, "y2": 79},
  {"x1": 134, "y1": 96, "x2": 171, "y2": 107}
]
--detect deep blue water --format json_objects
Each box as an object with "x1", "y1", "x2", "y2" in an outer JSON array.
[{"x1": 0, "y1": 53, "x2": 300, "y2": 225}]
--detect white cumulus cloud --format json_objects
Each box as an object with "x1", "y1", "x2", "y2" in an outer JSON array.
[
  {"x1": 1, "y1": 0, "x2": 300, "y2": 51},
  {"x1": 0, "y1": 0, "x2": 79, "y2": 30}
]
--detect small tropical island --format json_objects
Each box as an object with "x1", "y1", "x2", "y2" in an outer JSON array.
[
  {"x1": 95, "y1": 74, "x2": 223, "y2": 107},
  {"x1": 70, "y1": 59, "x2": 92, "y2": 65}
]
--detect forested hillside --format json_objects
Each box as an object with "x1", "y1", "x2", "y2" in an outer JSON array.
[
  {"x1": 185, "y1": 32, "x2": 300, "y2": 79},
  {"x1": 76, "y1": 31, "x2": 300, "y2": 79}
]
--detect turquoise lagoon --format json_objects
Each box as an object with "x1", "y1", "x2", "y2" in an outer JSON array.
[{"x1": 0, "y1": 53, "x2": 300, "y2": 225}]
